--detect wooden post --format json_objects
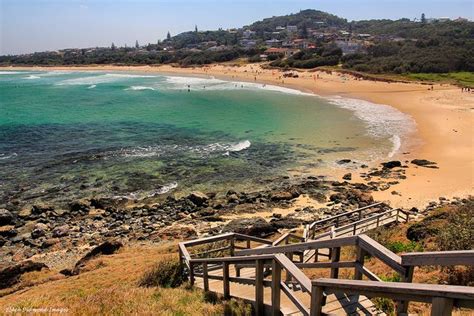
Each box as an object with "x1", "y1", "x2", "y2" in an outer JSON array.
[
  {"x1": 246, "y1": 239, "x2": 251, "y2": 249},
  {"x1": 271, "y1": 259, "x2": 281, "y2": 316},
  {"x1": 189, "y1": 262, "x2": 195, "y2": 286},
  {"x1": 358, "y1": 209, "x2": 362, "y2": 220},
  {"x1": 431, "y1": 297, "x2": 453, "y2": 316},
  {"x1": 355, "y1": 246, "x2": 366, "y2": 280},
  {"x1": 397, "y1": 266, "x2": 414, "y2": 314},
  {"x1": 330, "y1": 247, "x2": 341, "y2": 279},
  {"x1": 353, "y1": 222, "x2": 357, "y2": 235},
  {"x1": 336, "y1": 217, "x2": 340, "y2": 227},
  {"x1": 396, "y1": 209, "x2": 400, "y2": 222},
  {"x1": 310, "y1": 284, "x2": 324, "y2": 316},
  {"x1": 284, "y1": 252, "x2": 293, "y2": 283},
  {"x1": 202, "y1": 262, "x2": 209, "y2": 291},
  {"x1": 223, "y1": 262, "x2": 230, "y2": 299},
  {"x1": 255, "y1": 259, "x2": 264, "y2": 315},
  {"x1": 376, "y1": 215, "x2": 380, "y2": 227},
  {"x1": 230, "y1": 236, "x2": 235, "y2": 257}
]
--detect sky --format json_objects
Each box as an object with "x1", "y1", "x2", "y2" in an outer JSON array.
[{"x1": 1, "y1": 0, "x2": 473, "y2": 55}]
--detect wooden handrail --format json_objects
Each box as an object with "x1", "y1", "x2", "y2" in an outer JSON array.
[
  {"x1": 308, "y1": 202, "x2": 385, "y2": 230},
  {"x1": 401, "y1": 250, "x2": 474, "y2": 266},
  {"x1": 357, "y1": 234, "x2": 405, "y2": 275},
  {"x1": 311, "y1": 278, "x2": 474, "y2": 316},
  {"x1": 236, "y1": 235, "x2": 358, "y2": 256}
]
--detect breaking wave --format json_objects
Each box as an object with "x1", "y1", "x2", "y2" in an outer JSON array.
[
  {"x1": 56, "y1": 73, "x2": 156, "y2": 86},
  {"x1": 125, "y1": 86, "x2": 155, "y2": 91}
]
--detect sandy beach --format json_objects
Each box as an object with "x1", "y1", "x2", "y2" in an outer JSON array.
[{"x1": 2, "y1": 64, "x2": 473, "y2": 208}]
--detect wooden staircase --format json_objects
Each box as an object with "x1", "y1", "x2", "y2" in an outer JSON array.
[{"x1": 178, "y1": 206, "x2": 474, "y2": 315}]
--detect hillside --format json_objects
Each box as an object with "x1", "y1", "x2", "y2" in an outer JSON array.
[{"x1": 1, "y1": 9, "x2": 472, "y2": 80}]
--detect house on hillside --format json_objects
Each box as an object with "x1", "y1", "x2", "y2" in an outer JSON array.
[
  {"x1": 264, "y1": 47, "x2": 299, "y2": 58},
  {"x1": 287, "y1": 25, "x2": 298, "y2": 33},
  {"x1": 265, "y1": 39, "x2": 283, "y2": 48},
  {"x1": 243, "y1": 29, "x2": 256, "y2": 38},
  {"x1": 335, "y1": 39, "x2": 364, "y2": 55},
  {"x1": 240, "y1": 39, "x2": 257, "y2": 49}
]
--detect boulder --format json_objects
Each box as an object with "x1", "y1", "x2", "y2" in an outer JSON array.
[
  {"x1": 342, "y1": 173, "x2": 352, "y2": 181},
  {"x1": 270, "y1": 217, "x2": 303, "y2": 229},
  {"x1": 52, "y1": 224, "x2": 69, "y2": 238},
  {"x1": 271, "y1": 188, "x2": 300, "y2": 201},
  {"x1": 411, "y1": 159, "x2": 438, "y2": 168},
  {"x1": 381, "y1": 161, "x2": 402, "y2": 169},
  {"x1": 69, "y1": 201, "x2": 90, "y2": 213},
  {"x1": 222, "y1": 217, "x2": 277, "y2": 237},
  {"x1": 31, "y1": 223, "x2": 48, "y2": 239},
  {"x1": 0, "y1": 225, "x2": 17, "y2": 238},
  {"x1": 0, "y1": 209, "x2": 13, "y2": 226},
  {"x1": 71, "y1": 240, "x2": 123, "y2": 275},
  {"x1": 0, "y1": 261, "x2": 48, "y2": 289},
  {"x1": 31, "y1": 204, "x2": 54, "y2": 215},
  {"x1": 187, "y1": 191, "x2": 209, "y2": 207},
  {"x1": 18, "y1": 208, "x2": 32, "y2": 219},
  {"x1": 336, "y1": 159, "x2": 352, "y2": 164},
  {"x1": 151, "y1": 225, "x2": 197, "y2": 241}
]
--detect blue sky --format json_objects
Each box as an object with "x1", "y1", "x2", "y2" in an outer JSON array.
[{"x1": 1, "y1": 0, "x2": 473, "y2": 55}]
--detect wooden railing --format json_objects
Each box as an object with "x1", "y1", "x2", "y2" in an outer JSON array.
[
  {"x1": 179, "y1": 233, "x2": 474, "y2": 315},
  {"x1": 311, "y1": 279, "x2": 474, "y2": 316},
  {"x1": 308, "y1": 207, "x2": 410, "y2": 241},
  {"x1": 304, "y1": 202, "x2": 389, "y2": 240}
]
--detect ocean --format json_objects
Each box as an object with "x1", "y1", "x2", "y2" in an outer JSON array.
[{"x1": 0, "y1": 70, "x2": 414, "y2": 206}]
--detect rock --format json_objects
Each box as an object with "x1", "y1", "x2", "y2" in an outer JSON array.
[
  {"x1": 41, "y1": 238, "x2": 59, "y2": 249},
  {"x1": 71, "y1": 240, "x2": 123, "y2": 275},
  {"x1": 0, "y1": 225, "x2": 17, "y2": 238},
  {"x1": 0, "y1": 209, "x2": 13, "y2": 226},
  {"x1": 18, "y1": 208, "x2": 32, "y2": 219},
  {"x1": 227, "y1": 194, "x2": 240, "y2": 203},
  {"x1": 52, "y1": 225, "x2": 69, "y2": 238},
  {"x1": 31, "y1": 223, "x2": 48, "y2": 239},
  {"x1": 270, "y1": 217, "x2": 303, "y2": 229},
  {"x1": 69, "y1": 201, "x2": 90, "y2": 213},
  {"x1": 342, "y1": 173, "x2": 352, "y2": 181},
  {"x1": 222, "y1": 217, "x2": 277, "y2": 237},
  {"x1": 271, "y1": 188, "x2": 299, "y2": 201},
  {"x1": 187, "y1": 191, "x2": 209, "y2": 207},
  {"x1": 411, "y1": 159, "x2": 438, "y2": 168},
  {"x1": 337, "y1": 159, "x2": 352, "y2": 164},
  {"x1": 0, "y1": 261, "x2": 48, "y2": 289},
  {"x1": 31, "y1": 204, "x2": 54, "y2": 215},
  {"x1": 381, "y1": 161, "x2": 402, "y2": 169},
  {"x1": 151, "y1": 225, "x2": 197, "y2": 241}
]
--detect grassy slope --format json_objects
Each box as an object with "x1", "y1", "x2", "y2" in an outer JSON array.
[{"x1": 0, "y1": 243, "x2": 225, "y2": 315}]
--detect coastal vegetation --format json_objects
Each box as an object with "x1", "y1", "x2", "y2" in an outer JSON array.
[{"x1": 1, "y1": 9, "x2": 472, "y2": 84}]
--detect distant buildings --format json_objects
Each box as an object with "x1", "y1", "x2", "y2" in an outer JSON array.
[
  {"x1": 286, "y1": 25, "x2": 298, "y2": 33},
  {"x1": 264, "y1": 48, "x2": 299, "y2": 57},
  {"x1": 265, "y1": 39, "x2": 283, "y2": 47}
]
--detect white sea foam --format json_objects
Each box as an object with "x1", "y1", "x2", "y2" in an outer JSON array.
[
  {"x1": 125, "y1": 86, "x2": 155, "y2": 91},
  {"x1": 148, "y1": 182, "x2": 178, "y2": 197},
  {"x1": 87, "y1": 85, "x2": 97, "y2": 89},
  {"x1": 57, "y1": 73, "x2": 156, "y2": 86},
  {"x1": 24, "y1": 75, "x2": 40, "y2": 80},
  {"x1": 326, "y1": 96, "x2": 416, "y2": 157},
  {"x1": 103, "y1": 140, "x2": 251, "y2": 160},
  {"x1": 0, "y1": 71, "x2": 31, "y2": 75},
  {"x1": 163, "y1": 75, "x2": 313, "y2": 96},
  {"x1": 0, "y1": 153, "x2": 17, "y2": 160}
]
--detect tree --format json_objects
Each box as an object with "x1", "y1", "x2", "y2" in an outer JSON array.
[
  {"x1": 111, "y1": 42, "x2": 116, "y2": 50},
  {"x1": 195, "y1": 25, "x2": 198, "y2": 33},
  {"x1": 135, "y1": 40, "x2": 139, "y2": 49},
  {"x1": 167, "y1": 31, "x2": 171, "y2": 41},
  {"x1": 421, "y1": 13, "x2": 426, "y2": 24}
]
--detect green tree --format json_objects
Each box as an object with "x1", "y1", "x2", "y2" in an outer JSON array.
[
  {"x1": 135, "y1": 40, "x2": 139, "y2": 49},
  {"x1": 111, "y1": 42, "x2": 116, "y2": 50},
  {"x1": 195, "y1": 25, "x2": 198, "y2": 33},
  {"x1": 167, "y1": 31, "x2": 171, "y2": 41},
  {"x1": 421, "y1": 13, "x2": 426, "y2": 24}
]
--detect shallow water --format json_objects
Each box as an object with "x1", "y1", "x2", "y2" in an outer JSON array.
[{"x1": 0, "y1": 70, "x2": 414, "y2": 206}]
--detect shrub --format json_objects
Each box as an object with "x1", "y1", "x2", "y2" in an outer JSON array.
[
  {"x1": 138, "y1": 257, "x2": 186, "y2": 288},
  {"x1": 386, "y1": 241, "x2": 422, "y2": 253},
  {"x1": 373, "y1": 297, "x2": 395, "y2": 315}
]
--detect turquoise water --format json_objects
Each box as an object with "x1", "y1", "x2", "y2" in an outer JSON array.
[{"x1": 0, "y1": 70, "x2": 409, "y2": 207}]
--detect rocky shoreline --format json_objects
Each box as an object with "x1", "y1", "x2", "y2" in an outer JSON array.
[{"x1": 1, "y1": 158, "x2": 470, "y2": 295}]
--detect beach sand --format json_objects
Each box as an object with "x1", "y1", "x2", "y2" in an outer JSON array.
[{"x1": 2, "y1": 64, "x2": 473, "y2": 208}]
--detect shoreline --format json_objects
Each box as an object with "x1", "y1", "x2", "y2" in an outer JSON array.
[{"x1": 1, "y1": 64, "x2": 473, "y2": 208}]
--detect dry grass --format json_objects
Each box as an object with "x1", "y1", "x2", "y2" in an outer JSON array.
[{"x1": 0, "y1": 242, "x2": 225, "y2": 315}]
